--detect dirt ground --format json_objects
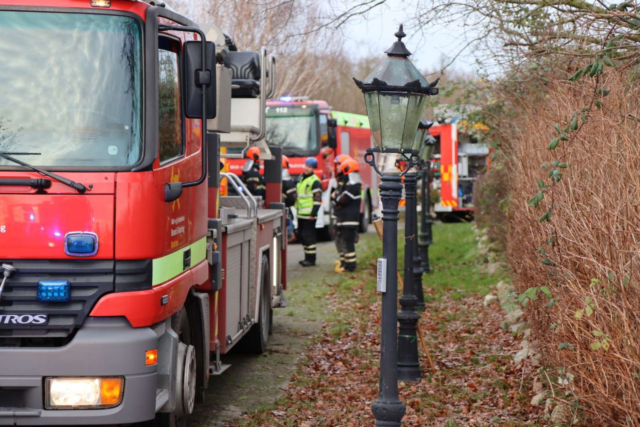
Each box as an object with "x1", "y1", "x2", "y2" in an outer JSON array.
[{"x1": 188, "y1": 236, "x2": 347, "y2": 427}]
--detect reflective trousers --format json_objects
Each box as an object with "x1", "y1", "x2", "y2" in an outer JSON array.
[
  {"x1": 336, "y1": 227, "x2": 357, "y2": 271},
  {"x1": 298, "y1": 218, "x2": 317, "y2": 263}
]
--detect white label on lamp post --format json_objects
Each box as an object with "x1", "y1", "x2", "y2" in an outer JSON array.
[{"x1": 377, "y1": 258, "x2": 387, "y2": 293}]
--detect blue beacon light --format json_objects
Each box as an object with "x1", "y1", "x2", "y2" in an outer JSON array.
[{"x1": 37, "y1": 280, "x2": 71, "y2": 303}]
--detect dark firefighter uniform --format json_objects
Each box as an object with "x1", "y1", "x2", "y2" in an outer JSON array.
[
  {"x1": 282, "y1": 156, "x2": 297, "y2": 242},
  {"x1": 335, "y1": 160, "x2": 362, "y2": 272},
  {"x1": 242, "y1": 162, "x2": 265, "y2": 198},
  {"x1": 296, "y1": 166, "x2": 322, "y2": 266}
]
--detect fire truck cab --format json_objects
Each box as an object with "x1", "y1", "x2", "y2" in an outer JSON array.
[
  {"x1": 0, "y1": 1, "x2": 286, "y2": 426},
  {"x1": 430, "y1": 121, "x2": 490, "y2": 219}
]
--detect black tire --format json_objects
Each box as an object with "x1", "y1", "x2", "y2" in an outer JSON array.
[
  {"x1": 242, "y1": 255, "x2": 271, "y2": 354},
  {"x1": 148, "y1": 309, "x2": 192, "y2": 427},
  {"x1": 359, "y1": 193, "x2": 371, "y2": 234}
]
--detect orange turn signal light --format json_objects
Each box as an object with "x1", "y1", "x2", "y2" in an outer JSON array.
[
  {"x1": 145, "y1": 349, "x2": 158, "y2": 366},
  {"x1": 100, "y1": 378, "x2": 123, "y2": 406}
]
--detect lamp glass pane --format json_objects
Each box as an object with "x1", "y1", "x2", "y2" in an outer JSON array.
[
  {"x1": 378, "y1": 93, "x2": 410, "y2": 150},
  {"x1": 413, "y1": 128, "x2": 427, "y2": 152},
  {"x1": 364, "y1": 92, "x2": 383, "y2": 149},
  {"x1": 400, "y1": 95, "x2": 429, "y2": 150}
]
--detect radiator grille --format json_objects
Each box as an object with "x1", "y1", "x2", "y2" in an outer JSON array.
[{"x1": 0, "y1": 260, "x2": 114, "y2": 338}]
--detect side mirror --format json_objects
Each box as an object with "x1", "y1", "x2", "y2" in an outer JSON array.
[
  {"x1": 327, "y1": 118, "x2": 338, "y2": 149},
  {"x1": 183, "y1": 41, "x2": 217, "y2": 119}
]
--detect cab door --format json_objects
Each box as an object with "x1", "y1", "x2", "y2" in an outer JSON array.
[{"x1": 154, "y1": 33, "x2": 193, "y2": 256}]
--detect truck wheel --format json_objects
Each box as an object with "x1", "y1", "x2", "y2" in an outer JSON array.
[
  {"x1": 242, "y1": 255, "x2": 271, "y2": 354},
  {"x1": 151, "y1": 309, "x2": 196, "y2": 427},
  {"x1": 359, "y1": 194, "x2": 371, "y2": 234}
]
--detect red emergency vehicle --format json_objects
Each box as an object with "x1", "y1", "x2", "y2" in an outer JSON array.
[
  {"x1": 429, "y1": 121, "x2": 490, "y2": 219},
  {"x1": 0, "y1": 2, "x2": 287, "y2": 425},
  {"x1": 227, "y1": 97, "x2": 376, "y2": 238}
]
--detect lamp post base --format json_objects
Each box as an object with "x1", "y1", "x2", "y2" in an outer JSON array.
[
  {"x1": 398, "y1": 294, "x2": 422, "y2": 382},
  {"x1": 371, "y1": 399, "x2": 406, "y2": 427}
]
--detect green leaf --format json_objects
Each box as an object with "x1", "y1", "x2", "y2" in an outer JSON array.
[
  {"x1": 541, "y1": 258, "x2": 553, "y2": 265},
  {"x1": 547, "y1": 299, "x2": 556, "y2": 308},
  {"x1": 540, "y1": 209, "x2": 552, "y2": 222},
  {"x1": 590, "y1": 341, "x2": 602, "y2": 350},
  {"x1": 537, "y1": 179, "x2": 547, "y2": 190},
  {"x1": 586, "y1": 305, "x2": 594, "y2": 317},
  {"x1": 575, "y1": 309, "x2": 584, "y2": 319},
  {"x1": 560, "y1": 134, "x2": 569, "y2": 141},
  {"x1": 530, "y1": 192, "x2": 544, "y2": 207},
  {"x1": 558, "y1": 342, "x2": 574, "y2": 350},
  {"x1": 589, "y1": 61, "x2": 599, "y2": 77},
  {"x1": 585, "y1": 296, "x2": 592, "y2": 304},
  {"x1": 548, "y1": 137, "x2": 560, "y2": 150},
  {"x1": 541, "y1": 162, "x2": 549, "y2": 170},
  {"x1": 568, "y1": 68, "x2": 584, "y2": 82},
  {"x1": 558, "y1": 162, "x2": 568, "y2": 168},
  {"x1": 570, "y1": 114, "x2": 579, "y2": 131},
  {"x1": 592, "y1": 330, "x2": 605, "y2": 337},
  {"x1": 551, "y1": 169, "x2": 562, "y2": 182},
  {"x1": 554, "y1": 124, "x2": 562, "y2": 133},
  {"x1": 595, "y1": 100, "x2": 602, "y2": 109},
  {"x1": 540, "y1": 211, "x2": 552, "y2": 222},
  {"x1": 540, "y1": 286, "x2": 552, "y2": 297},
  {"x1": 603, "y1": 55, "x2": 618, "y2": 70}
]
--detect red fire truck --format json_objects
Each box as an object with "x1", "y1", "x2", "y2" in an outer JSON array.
[
  {"x1": 226, "y1": 97, "x2": 376, "y2": 238},
  {"x1": 429, "y1": 121, "x2": 490, "y2": 219},
  {"x1": 0, "y1": 1, "x2": 287, "y2": 426}
]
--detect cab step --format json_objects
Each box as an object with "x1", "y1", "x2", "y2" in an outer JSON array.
[{"x1": 209, "y1": 362, "x2": 231, "y2": 376}]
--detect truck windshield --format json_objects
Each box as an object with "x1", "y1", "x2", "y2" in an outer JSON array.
[
  {"x1": 266, "y1": 105, "x2": 319, "y2": 156},
  {"x1": 0, "y1": 12, "x2": 142, "y2": 169}
]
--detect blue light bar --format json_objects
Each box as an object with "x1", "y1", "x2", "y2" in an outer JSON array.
[
  {"x1": 279, "y1": 96, "x2": 292, "y2": 102},
  {"x1": 37, "y1": 281, "x2": 71, "y2": 303},
  {"x1": 65, "y1": 232, "x2": 98, "y2": 257}
]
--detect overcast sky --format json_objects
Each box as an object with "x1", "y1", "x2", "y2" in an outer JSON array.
[{"x1": 337, "y1": 0, "x2": 480, "y2": 76}]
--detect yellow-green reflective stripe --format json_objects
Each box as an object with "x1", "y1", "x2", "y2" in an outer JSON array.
[
  {"x1": 192, "y1": 237, "x2": 206, "y2": 265},
  {"x1": 152, "y1": 237, "x2": 207, "y2": 287}
]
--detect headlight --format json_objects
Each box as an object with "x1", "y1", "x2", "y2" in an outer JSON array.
[{"x1": 45, "y1": 377, "x2": 124, "y2": 409}]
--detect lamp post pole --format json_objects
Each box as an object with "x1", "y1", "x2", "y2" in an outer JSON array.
[
  {"x1": 372, "y1": 170, "x2": 406, "y2": 426},
  {"x1": 398, "y1": 171, "x2": 422, "y2": 382},
  {"x1": 418, "y1": 166, "x2": 432, "y2": 274}
]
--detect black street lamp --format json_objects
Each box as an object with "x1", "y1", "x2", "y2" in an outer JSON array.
[
  {"x1": 354, "y1": 25, "x2": 438, "y2": 426},
  {"x1": 413, "y1": 122, "x2": 435, "y2": 310},
  {"x1": 418, "y1": 130, "x2": 436, "y2": 277}
]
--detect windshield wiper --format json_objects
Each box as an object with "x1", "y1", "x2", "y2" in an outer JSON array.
[{"x1": 0, "y1": 152, "x2": 87, "y2": 194}]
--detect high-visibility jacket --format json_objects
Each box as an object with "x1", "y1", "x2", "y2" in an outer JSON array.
[{"x1": 296, "y1": 173, "x2": 322, "y2": 219}]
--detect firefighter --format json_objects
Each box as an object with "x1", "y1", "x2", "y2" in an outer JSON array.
[
  {"x1": 296, "y1": 157, "x2": 322, "y2": 267},
  {"x1": 241, "y1": 146, "x2": 265, "y2": 198},
  {"x1": 331, "y1": 154, "x2": 351, "y2": 261},
  {"x1": 334, "y1": 158, "x2": 362, "y2": 273},
  {"x1": 282, "y1": 155, "x2": 297, "y2": 242}
]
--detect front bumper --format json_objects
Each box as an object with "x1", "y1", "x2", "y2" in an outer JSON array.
[{"x1": 0, "y1": 318, "x2": 159, "y2": 426}]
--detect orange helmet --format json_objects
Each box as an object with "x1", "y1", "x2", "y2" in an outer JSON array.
[
  {"x1": 334, "y1": 153, "x2": 351, "y2": 165},
  {"x1": 282, "y1": 155, "x2": 290, "y2": 169},
  {"x1": 340, "y1": 158, "x2": 359, "y2": 175},
  {"x1": 245, "y1": 146, "x2": 261, "y2": 162}
]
